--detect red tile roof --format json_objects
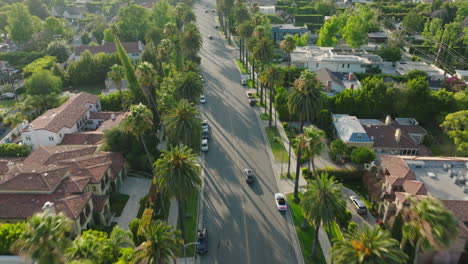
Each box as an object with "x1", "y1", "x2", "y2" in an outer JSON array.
[
  {"x1": 381, "y1": 155, "x2": 416, "y2": 182},
  {"x1": 92, "y1": 195, "x2": 109, "y2": 212},
  {"x1": 441, "y1": 200, "x2": 468, "y2": 238},
  {"x1": 27, "y1": 92, "x2": 99, "y2": 133},
  {"x1": 403, "y1": 180, "x2": 427, "y2": 195},
  {"x1": 61, "y1": 132, "x2": 104, "y2": 145},
  {"x1": 23, "y1": 145, "x2": 98, "y2": 165},
  {"x1": 74, "y1": 42, "x2": 141, "y2": 56}
]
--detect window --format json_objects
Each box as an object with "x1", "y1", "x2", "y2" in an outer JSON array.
[
  {"x1": 48, "y1": 136, "x2": 54, "y2": 141},
  {"x1": 357, "y1": 135, "x2": 362, "y2": 140},
  {"x1": 347, "y1": 64, "x2": 350, "y2": 68},
  {"x1": 25, "y1": 136, "x2": 31, "y2": 141},
  {"x1": 89, "y1": 105, "x2": 92, "y2": 108},
  {"x1": 316, "y1": 63, "x2": 319, "y2": 68},
  {"x1": 342, "y1": 64, "x2": 345, "y2": 68}
]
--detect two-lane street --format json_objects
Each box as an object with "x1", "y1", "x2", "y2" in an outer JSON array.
[{"x1": 195, "y1": 1, "x2": 298, "y2": 263}]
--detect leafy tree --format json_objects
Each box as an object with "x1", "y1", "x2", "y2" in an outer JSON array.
[
  {"x1": 43, "y1": 17, "x2": 69, "y2": 40},
  {"x1": 26, "y1": 70, "x2": 62, "y2": 95},
  {"x1": 145, "y1": 27, "x2": 162, "y2": 46},
  {"x1": 151, "y1": 0, "x2": 174, "y2": 29},
  {"x1": 108, "y1": 64, "x2": 126, "y2": 108},
  {"x1": 17, "y1": 94, "x2": 62, "y2": 117},
  {"x1": 81, "y1": 32, "x2": 91, "y2": 44},
  {"x1": 301, "y1": 173, "x2": 346, "y2": 259},
  {"x1": 329, "y1": 139, "x2": 349, "y2": 163},
  {"x1": 133, "y1": 220, "x2": 182, "y2": 263},
  {"x1": 351, "y1": 147, "x2": 376, "y2": 165},
  {"x1": 164, "y1": 99, "x2": 201, "y2": 148},
  {"x1": 401, "y1": 197, "x2": 459, "y2": 264},
  {"x1": 124, "y1": 103, "x2": 154, "y2": 170},
  {"x1": 402, "y1": 10, "x2": 426, "y2": 33},
  {"x1": 103, "y1": 28, "x2": 114, "y2": 43},
  {"x1": 0, "y1": 12, "x2": 8, "y2": 33},
  {"x1": 0, "y1": 223, "x2": 24, "y2": 255},
  {"x1": 25, "y1": 0, "x2": 49, "y2": 19},
  {"x1": 293, "y1": 33, "x2": 308, "y2": 47},
  {"x1": 7, "y1": 3, "x2": 34, "y2": 43},
  {"x1": 23, "y1": 56, "x2": 57, "y2": 77},
  {"x1": 114, "y1": 36, "x2": 143, "y2": 102},
  {"x1": 117, "y1": 4, "x2": 150, "y2": 41},
  {"x1": 422, "y1": 18, "x2": 442, "y2": 48},
  {"x1": 66, "y1": 230, "x2": 114, "y2": 264},
  {"x1": 46, "y1": 40, "x2": 71, "y2": 63},
  {"x1": 13, "y1": 212, "x2": 72, "y2": 264},
  {"x1": 317, "y1": 15, "x2": 342, "y2": 47},
  {"x1": 331, "y1": 225, "x2": 408, "y2": 264},
  {"x1": 440, "y1": 110, "x2": 468, "y2": 155},
  {"x1": 275, "y1": 86, "x2": 291, "y2": 121},
  {"x1": 376, "y1": 46, "x2": 402, "y2": 62},
  {"x1": 405, "y1": 77, "x2": 432, "y2": 123},
  {"x1": 154, "y1": 146, "x2": 201, "y2": 241}
]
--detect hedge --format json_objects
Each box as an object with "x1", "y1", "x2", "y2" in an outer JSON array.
[
  {"x1": 22, "y1": 56, "x2": 57, "y2": 78},
  {"x1": 137, "y1": 208, "x2": 153, "y2": 240},
  {"x1": 295, "y1": 15, "x2": 324, "y2": 25},
  {"x1": 305, "y1": 23, "x2": 323, "y2": 33},
  {"x1": 315, "y1": 168, "x2": 363, "y2": 182},
  {"x1": 265, "y1": 15, "x2": 284, "y2": 24},
  {"x1": 0, "y1": 143, "x2": 31, "y2": 157},
  {"x1": 275, "y1": 5, "x2": 289, "y2": 11},
  {"x1": 296, "y1": 7, "x2": 316, "y2": 14},
  {"x1": 0, "y1": 51, "x2": 45, "y2": 68}
]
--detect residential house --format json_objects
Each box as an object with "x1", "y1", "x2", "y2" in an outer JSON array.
[
  {"x1": 455, "y1": 70, "x2": 468, "y2": 85},
  {"x1": 51, "y1": 5, "x2": 86, "y2": 24},
  {"x1": 0, "y1": 144, "x2": 126, "y2": 234},
  {"x1": 332, "y1": 114, "x2": 427, "y2": 155},
  {"x1": 315, "y1": 68, "x2": 361, "y2": 95},
  {"x1": 396, "y1": 61, "x2": 448, "y2": 90},
  {"x1": 258, "y1": 6, "x2": 276, "y2": 15},
  {"x1": 70, "y1": 41, "x2": 144, "y2": 61},
  {"x1": 367, "y1": 32, "x2": 388, "y2": 44},
  {"x1": 379, "y1": 155, "x2": 468, "y2": 263},
  {"x1": 20, "y1": 92, "x2": 126, "y2": 149},
  {"x1": 275, "y1": 10, "x2": 294, "y2": 24},
  {"x1": 291, "y1": 46, "x2": 383, "y2": 73},
  {"x1": 271, "y1": 24, "x2": 310, "y2": 45}
]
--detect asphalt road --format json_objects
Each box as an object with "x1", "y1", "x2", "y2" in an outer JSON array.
[{"x1": 195, "y1": 1, "x2": 298, "y2": 263}]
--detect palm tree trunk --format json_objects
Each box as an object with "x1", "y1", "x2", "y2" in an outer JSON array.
[
  {"x1": 268, "y1": 86, "x2": 274, "y2": 127},
  {"x1": 178, "y1": 196, "x2": 186, "y2": 243},
  {"x1": 311, "y1": 159, "x2": 317, "y2": 180},
  {"x1": 239, "y1": 38, "x2": 243, "y2": 63},
  {"x1": 252, "y1": 60, "x2": 256, "y2": 90},
  {"x1": 311, "y1": 224, "x2": 320, "y2": 258},
  {"x1": 287, "y1": 137, "x2": 292, "y2": 178},
  {"x1": 294, "y1": 146, "x2": 302, "y2": 201},
  {"x1": 116, "y1": 82, "x2": 124, "y2": 109},
  {"x1": 140, "y1": 134, "x2": 153, "y2": 170},
  {"x1": 413, "y1": 238, "x2": 421, "y2": 264}
]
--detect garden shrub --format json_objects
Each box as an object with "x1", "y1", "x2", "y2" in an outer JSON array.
[
  {"x1": 295, "y1": 14, "x2": 324, "y2": 25},
  {"x1": 0, "y1": 222, "x2": 24, "y2": 255},
  {"x1": 316, "y1": 167, "x2": 363, "y2": 182},
  {"x1": 0, "y1": 51, "x2": 45, "y2": 67},
  {"x1": 129, "y1": 218, "x2": 140, "y2": 245},
  {"x1": 137, "y1": 209, "x2": 153, "y2": 241},
  {"x1": 22, "y1": 56, "x2": 57, "y2": 78},
  {"x1": 351, "y1": 147, "x2": 376, "y2": 165},
  {"x1": 0, "y1": 143, "x2": 31, "y2": 157}
]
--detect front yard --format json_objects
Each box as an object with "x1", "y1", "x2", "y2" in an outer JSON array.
[
  {"x1": 177, "y1": 191, "x2": 199, "y2": 257},
  {"x1": 287, "y1": 193, "x2": 327, "y2": 264},
  {"x1": 265, "y1": 126, "x2": 289, "y2": 163}
]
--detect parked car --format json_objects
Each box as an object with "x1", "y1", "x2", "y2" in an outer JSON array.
[
  {"x1": 200, "y1": 74, "x2": 205, "y2": 83},
  {"x1": 201, "y1": 120, "x2": 208, "y2": 130},
  {"x1": 1, "y1": 92, "x2": 15, "y2": 100},
  {"x1": 201, "y1": 139, "x2": 209, "y2": 152},
  {"x1": 241, "y1": 79, "x2": 247, "y2": 86},
  {"x1": 349, "y1": 195, "x2": 367, "y2": 215},
  {"x1": 202, "y1": 127, "x2": 210, "y2": 140},
  {"x1": 275, "y1": 193, "x2": 287, "y2": 211},
  {"x1": 196, "y1": 228, "x2": 208, "y2": 255},
  {"x1": 244, "y1": 168, "x2": 255, "y2": 184},
  {"x1": 208, "y1": 35, "x2": 213, "y2": 40},
  {"x1": 200, "y1": 95, "x2": 206, "y2": 104},
  {"x1": 215, "y1": 25, "x2": 219, "y2": 29}
]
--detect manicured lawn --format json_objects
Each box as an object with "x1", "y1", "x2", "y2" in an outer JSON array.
[
  {"x1": 109, "y1": 193, "x2": 130, "y2": 217},
  {"x1": 426, "y1": 127, "x2": 461, "y2": 156},
  {"x1": 235, "y1": 59, "x2": 248, "y2": 74},
  {"x1": 324, "y1": 221, "x2": 342, "y2": 245},
  {"x1": 260, "y1": 112, "x2": 270, "y2": 120},
  {"x1": 177, "y1": 191, "x2": 199, "y2": 257},
  {"x1": 265, "y1": 126, "x2": 289, "y2": 163},
  {"x1": 73, "y1": 84, "x2": 104, "y2": 95},
  {"x1": 287, "y1": 193, "x2": 327, "y2": 264},
  {"x1": 0, "y1": 99, "x2": 16, "y2": 109}
]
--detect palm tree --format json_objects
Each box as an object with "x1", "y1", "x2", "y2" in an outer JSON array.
[
  {"x1": 133, "y1": 220, "x2": 183, "y2": 264},
  {"x1": 163, "y1": 99, "x2": 201, "y2": 148},
  {"x1": 294, "y1": 132, "x2": 309, "y2": 199},
  {"x1": 174, "y1": 71, "x2": 204, "y2": 103},
  {"x1": 252, "y1": 37, "x2": 274, "y2": 105},
  {"x1": 302, "y1": 125, "x2": 325, "y2": 176},
  {"x1": 287, "y1": 70, "x2": 323, "y2": 133},
  {"x1": 237, "y1": 22, "x2": 253, "y2": 66},
  {"x1": 108, "y1": 64, "x2": 126, "y2": 108},
  {"x1": 136, "y1": 62, "x2": 160, "y2": 125},
  {"x1": 109, "y1": 226, "x2": 134, "y2": 258},
  {"x1": 331, "y1": 225, "x2": 408, "y2": 264},
  {"x1": 124, "y1": 103, "x2": 154, "y2": 170},
  {"x1": 279, "y1": 35, "x2": 296, "y2": 87},
  {"x1": 145, "y1": 27, "x2": 162, "y2": 47},
  {"x1": 154, "y1": 145, "x2": 201, "y2": 241},
  {"x1": 157, "y1": 39, "x2": 174, "y2": 77},
  {"x1": 401, "y1": 196, "x2": 459, "y2": 264},
  {"x1": 13, "y1": 212, "x2": 72, "y2": 264},
  {"x1": 260, "y1": 66, "x2": 284, "y2": 127},
  {"x1": 181, "y1": 23, "x2": 202, "y2": 62},
  {"x1": 174, "y1": 2, "x2": 195, "y2": 30},
  {"x1": 301, "y1": 173, "x2": 345, "y2": 259}
]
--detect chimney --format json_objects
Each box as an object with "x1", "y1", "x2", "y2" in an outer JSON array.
[
  {"x1": 395, "y1": 128, "x2": 402, "y2": 143},
  {"x1": 42, "y1": 201, "x2": 56, "y2": 216},
  {"x1": 348, "y1": 72, "x2": 353, "y2": 81},
  {"x1": 385, "y1": 115, "x2": 392, "y2": 125},
  {"x1": 326, "y1": 80, "x2": 332, "y2": 92},
  {"x1": 350, "y1": 84, "x2": 355, "y2": 90}
]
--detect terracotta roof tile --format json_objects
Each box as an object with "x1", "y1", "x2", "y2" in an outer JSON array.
[
  {"x1": 381, "y1": 155, "x2": 416, "y2": 181},
  {"x1": 109, "y1": 152, "x2": 125, "y2": 179},
  {"x1": 62, "y1": 176, "x2": 90, "y2": 194},
  {"x1": 61, "y1": 132, "x2": 104, "y2": 145},
  {"x1": 92, "y1": 195, "x2": 109, "y2": 212},
  {"x1": 87, "y1": 163, "x2": 111, "y2": 184},
  {"x1": 55, "y1": 192, "x2": 92, "y2": 219},
  {"x1": 403, "y1": 180, "x2": 427, "y2": 195},
  {"x1": 441, "y1": 200, "x2": 468, "y2": 238},
  {"x1": 24, "y1": 145, "x2": 97, "y2": 165},
  {"x1": 27, "y1": 92, "x2": 99, "y2": 133}
]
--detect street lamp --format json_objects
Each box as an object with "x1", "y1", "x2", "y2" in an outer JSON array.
[{"x1": 183, "y1": 242, "x2": 199, "y2": 264}]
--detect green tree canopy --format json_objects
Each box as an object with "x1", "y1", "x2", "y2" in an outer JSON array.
[
  {"x1": 7, "y1": 3, "x2": 34, "y2": 43},
  {"x1": 25, "y1": 70, "x2": 62, "y2": 95},
  {"x1": 0, "y1": 223, "x2": 24, "y2": 255},
  {"x1": 440, "y1": 110, "x2": 468, "y2": 155},
  {"x1": 117, "y1": 4, "x2": 150, "y2": 41},
  {"x1": 351, "y1": 147, "x2": 376, "y2": 165}
]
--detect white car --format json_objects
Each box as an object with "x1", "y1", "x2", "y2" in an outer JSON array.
[
  {"x1": 275, "y1": 193, "x2": 287, "y2": 211},
  {"x1": 201, "y1": 120, "x2": 208, "y2": 130},
  {"x1": 200, "y1": 95, "x2": 206, "y2": 104},
  {"x1": 349, "y1": 195, "x2": 367, "y2": 215},
  {"x1": 241, "y1": 79, "x2": 247, "y2": 86},
  {"x1": 201, "y1": 139, "x2": 209, "y2": 152}
]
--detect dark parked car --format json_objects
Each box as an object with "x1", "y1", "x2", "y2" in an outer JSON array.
[
  {"x1": 202, "y1": 127, "x2": 210, "y2": 140},
  {"x1": 196, "y1": 228, "x2": 208, "y2": 255},
  {"x1": 244, "y1": 168, "x2": 255, "y2": 184}
]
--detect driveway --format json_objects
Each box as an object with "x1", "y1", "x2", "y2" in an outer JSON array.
[
  {"x1": 113, "y1": 176, "x2": 152, "y2": 230},
  {"x1": 341, "y1": 187, "x2": 377, "y2": 228},
  {"x1": 195, "y1": 1, "x2": 298, "y2": 263}
]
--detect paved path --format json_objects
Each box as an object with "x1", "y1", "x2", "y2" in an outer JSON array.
[
  {"x1": 341, "y1": 187, "x2": 377, "y2": 228},
  {"x1": 113, "y1": 176, "x2": 152, "y2": 230}
]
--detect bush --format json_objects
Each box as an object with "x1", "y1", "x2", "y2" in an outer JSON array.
[
  {"x1": 348, "y1": 221, "x2": 358, "y2": 232},
  {"x1": 336, "y1": 210, "x2": 352, "y2": 229},
  {"x1": 265, "y1": 15, "x2": 284, "y2": 24},
  {"x1": 0, "y1": 222, "x2": 24, "y2": 255},
  {"x1": 351, "y1": 147, "x2": 376, "y2": 165},
  {"x1": 0, "y1": 143, "x2": 31, "y2": 157},
  {"x1": 0, "y1": 51, "x2": 45, "y2": 68},
  {"x1": 301, "y1": 167, "x2": 310, "y2": 178},
  {"x1": 295, "y1": 14, "x2": 324, "y2": 25},
  {"x1": 128, "y1": 218, "x2": 140, "y2": 245},
  {"x1": 22, "y1": 56, "x2": 57, "y2": 78},
  {"x1": 316, "y1": 167, "x2": 363, "y2": 182},
  {"x1": 137, "y1": 208, "x2": 153, "y2": 241},
  {"x1": 329, "y1": 139, "x2": 349, "y2": 163}
]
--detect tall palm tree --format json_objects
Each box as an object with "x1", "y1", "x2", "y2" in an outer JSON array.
[
  {"x1": 302, "y1": 125, "x2": 325, "y2": 176},
  {"x1": 124, "y1": 103, "x2": 154, "y2": 170},
  {"x1": 181, "y1": 23, "x2": 202, "y2": 62},
  {"x1": 163, "y1": 99, "x2": 201, "y2": 148},
  {"x1": 108, "y1": 64, "x2": 126, "y2": 108},
  {"x1": 252, "y1": 37, "x2": 274, "y2": 105},
  {"x1": 301, "y1": 173, "x2": 346, "y2": 259},
  {"x1": 133, "y1": 220, "x2": 183, "y2": 264},
  {"x1": 174, "y1": 2, "x2": 195, "y2": 30},
  {"x1": 174, "y1": 71, "x2": 204, "y2": 103},
  {"x1": 136, "y1": 62, "x2": 160, "y2": 125},
  {"x1": 154, "y1": 145, "x2": 201, "y2": 241},
  {"x1": 157, "y1": 39, "x2": 174, "y2": 77},
  {"x1": 246, "y1": 38, "x2": 256, "y2": 90},
  {"x1": 260, "y1": 66, "x2": 284, "y2": 127},
  {"x1": 109, "y1": 226, "x2": 134, "y2": 258},
  {"x1": 287, "y1": 70, "x2": 323, "y2": 133},
  {"x1": 294, "y1": 132, "x2": 309, "y2": 199},
  {"x1": 331, "y1": 225, "x2": 408, "y2": 264},
  {"x1": 279, "y1": 35, "x2": 296, "y2": 87},
  {"x1": 237, "y1": 22, "x2": 253, "y2": 66},
  {"x1": 401, "y1": 196, "x2": 459, "y2": 264},
  {"x1": 13, "y1": 212, "x2": 72, "y2": 264}
]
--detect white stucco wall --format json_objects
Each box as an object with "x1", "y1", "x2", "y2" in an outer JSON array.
[{"x1": 307, "y1": 61, "x2": 367, "y2": 73}]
